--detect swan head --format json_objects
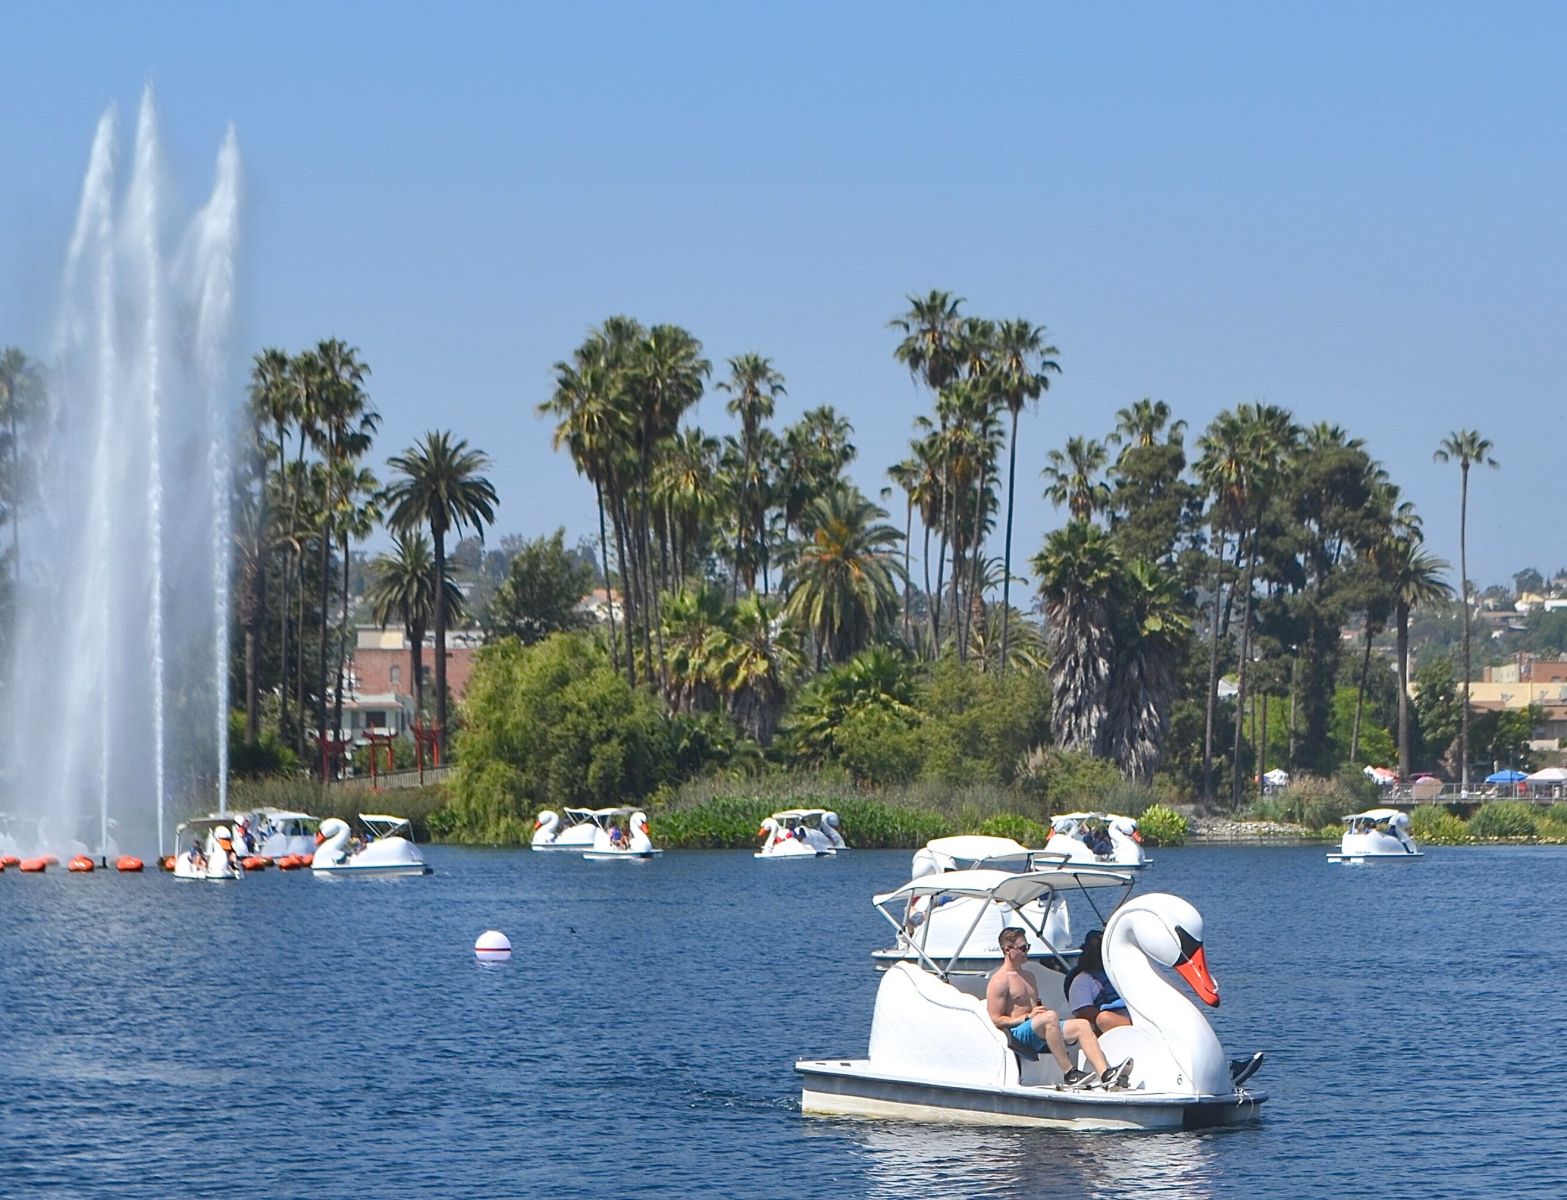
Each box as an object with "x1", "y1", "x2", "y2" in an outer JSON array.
[
  {"x1": 316, "y1": 817, "x2": 350, "y2": 844},
  {"x1": 759, "y1": 817, "x2": 779, "y2": 839},
  {"x1": 630, "y1": 811, "x2": 649, "y2": 834},
  {"x1": 534, "y1": 810, "x2": 559, "y2": 832},
  {"x1": 1110, "y1": 816, "x2": 1141, "y2": 843},
  {"x1": 823, "y1": 811, "x2": 841, "y2": 829},
  {"x1": 1111, "y1": 893, "x2": 1221, "y2": 1008}
]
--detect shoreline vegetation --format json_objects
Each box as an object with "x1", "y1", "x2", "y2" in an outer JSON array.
[{"x1": 229, "y1": 775, "x2": 1567, "y2": 850}]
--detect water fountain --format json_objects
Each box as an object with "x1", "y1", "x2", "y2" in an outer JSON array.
[{"x1": 0, "y1": 89, "x2": 240, "y2": 858}]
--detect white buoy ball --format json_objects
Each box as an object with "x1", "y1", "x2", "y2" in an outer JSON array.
[{"x1": 475, "y1": 930, "x2": 512, "y2": 960}]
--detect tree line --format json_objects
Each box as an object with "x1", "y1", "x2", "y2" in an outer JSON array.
[{"x1": 0, "y1": 308, "x2": 1509, "y2": 806}]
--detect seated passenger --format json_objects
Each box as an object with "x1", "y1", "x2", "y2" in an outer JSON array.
[
  {"x1": 1065, "y1": 929, "x2": 1133, "y2": 1034},
  {"x1": 986, "y1": 926, "x2": 1131, "y2": 1090},
  {"x1": 608, "y1": 824, "x2": 625, "y2": 849}
]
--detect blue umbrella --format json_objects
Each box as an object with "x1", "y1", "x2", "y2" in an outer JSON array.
[{"x1": 1486, "y1": 769, "x2": 1528, "y2": 783}]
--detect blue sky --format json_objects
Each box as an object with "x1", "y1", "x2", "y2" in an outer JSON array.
[{"x1": 2, "y1": 3, "x2": 1563, "y2": 591}]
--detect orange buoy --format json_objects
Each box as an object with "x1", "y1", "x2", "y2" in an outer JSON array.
[
  {"x1": 0, "y1": 854, "x2": 19, "y2": 868},
  {"x1": 117, "y1": 856, "x2": 145, "y2": 873},
  {"x1": 159, "y1": 855, "x2": 176, "y2": 872},
  {"x1": 20, "y1": 857, "x2": 47, "y2": 872},
  {"x1": 68, "y1": 855, "x2": 95, "y2": 872},
  {"x1": 242, "y1": 855, "x2": 270, "y2": 870}
]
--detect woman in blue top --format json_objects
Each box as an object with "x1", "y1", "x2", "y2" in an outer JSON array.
[{"x1": 1065, "y1": 929, "x2": 1133, "y2": 1033}]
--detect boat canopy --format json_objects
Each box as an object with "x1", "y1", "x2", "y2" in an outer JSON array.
[
  {"x1": 358, "y1": 814, "x2": 413, "y2": 836},
  {"x1": 250, "y1": 808, "x2": 316, "y2": 822},
  {"x1": 175, "y1": 816, "x2": 236, "y2": 835},
  {"x1": 770, "y1": 808, "x2": 829, "y2": 821},
  {"x1": 918, "y1": 834, "x2": 1051, "y2": 871},
  {"x1": 876, "y1": 865, "x2": 1132, "y2": 908},
  {"x1": 874, "y1": 866, "x2": 1137, "y2": 979},
  {"x1": 1341, "y1": 808, "x2": 1404, "y2": 823}
]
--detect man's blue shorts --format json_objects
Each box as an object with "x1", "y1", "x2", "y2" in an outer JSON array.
[{"x1": 1009, "y1": 1017, "x2": 1047, "y2": 1051}]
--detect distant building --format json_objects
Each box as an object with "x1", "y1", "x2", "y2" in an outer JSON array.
[{"x1": 336, "y1": 626, "x2": 483, "y2": 744}]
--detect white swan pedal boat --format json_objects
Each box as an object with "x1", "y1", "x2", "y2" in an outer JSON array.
[
  {"x1": 798, "y1": 870, "x2": 1266, "y2": 1131},
  {"x1": 312, "y1": 814, "x2": 431, "y2": 877},
  {"x1": 173, "y1": 816, "x2": 243, "y2": 881},
  {"x1": 532, "y1": 807, "x2": 603, "y2": 852},
  {"x1": 1326, "y1": 808, "x2": 1422, "y2": 864},
  {"x1": 582, "y1": 809, "x2": 662, "y2": 861},
  {"x1": 756, "y1": 809, "x2": 848, "y2": 858},
  {"x1": 234, "y1": 808, "x2": 320, "y2": 858},
  {"x1": 1045, "y1": 812, "x2": 1150, "y2": 868},
  {"x1": 871, "y1": 839, "x2": 1107, "y2": 974}
]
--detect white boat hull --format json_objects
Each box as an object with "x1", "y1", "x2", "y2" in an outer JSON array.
[
  {"x1": 796, "y1": 1060, "x2": 1263, "y2": 1130},
  {"x1": 582, "y1": 848, "x2": 662, "y2": 861},
  {"x1": 1327, "y1": 850, "x2": 1423, "y2": 864},
  {"x1": 312, "y1": 861, "x2": 431, "y2": 878}
]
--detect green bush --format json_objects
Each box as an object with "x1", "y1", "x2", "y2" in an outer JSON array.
[
  {"x1": 1409, "y1": 805, "x2": 1468, "y2": 845},
  {"x1": 1137, "y1": 804, "x2": 1188, "y2": 847},
  {"x1": 974, "y1": 813, "x2": 1050, "y2": 846},
  {"x1": 1248, "y1": 774, "x2": 1357, "y2": 830},
  {"x1": 445, "y1": 634, "x2": 679, "y2": 840},
  {"x1": 1016, "y1": 748, "x2": 1122, "y2": 814},
  {"x1": 1468, "y1": 801, "x2": 1538, "y2": 840}
]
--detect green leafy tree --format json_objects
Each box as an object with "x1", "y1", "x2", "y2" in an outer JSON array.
[
  {"x1": 448, "y1": 634, "x2": 677, "y2": 840},
  {"x1": 1412, "y1": 657, "x2": 1461, "y2": 773},
  {"x1": 486, "y1": 528, "x2": 594, "y2": 649}
]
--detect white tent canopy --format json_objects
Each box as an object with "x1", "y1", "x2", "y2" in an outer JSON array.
[{"x1": 1525, "y1": 767, "x2": 1567, "y2": 783}]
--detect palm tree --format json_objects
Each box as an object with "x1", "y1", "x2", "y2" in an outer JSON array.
[
  {"x1": 1384, "y1": 536, "x2": 1452, "y2": 778},
  {"x1": 1041, "y1": 436, "x2": 1111, "y2": 521},
  {"x1": 1109, "y1": 398, "x2": 1185, "y2": 451},
  {"x1": 717, "y1": 353, "x2": 785, "y2": 595},
  {"x1": 305, "y1": 339, "x2": 376, "y2": 766},
  {"x1": 706, "y1": 594, "x2": 801, "y2": 745},
  {"x1": 0, "y1": 347, "x2": 43, "y2": 584},
  {"x1": 1433, "y1": 429, "x2": 1498, "y2": 792},
  {"x1": 892, "y1": 291, "x2": 965, "y2": 645},
  {"x1": 1034, "y1": 521, "x2": 1121, "y2": 753},
  {"x1": 780, "y1": 487, "x2": 905, "y2": 666},
  {"x1": 1102, "y1": 560, "x2": 1191, "y2": 781},
  {"x1": 367, "y1": 532, "x2": 464, "y2": 721},
  {"x1": 660, "y1": 583, "x2": 727, "y2": 713},
  {"x1": 541, "y1": 352, "x2": 635, "y2": 680},
  {"x1": 384, "y1": 432, "x2": 498, "y2": 757},
  {"x1": 992, "y1": 319, "x2": 1060, "y2": 677}
]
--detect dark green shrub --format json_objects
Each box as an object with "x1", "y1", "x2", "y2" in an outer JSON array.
[
  {"x1": 1409, "y1": 805, "x2": 1468, "y2": 845},
  {"x1": 1468, "y1": 801, "x2": 1537, "y2": 839}
]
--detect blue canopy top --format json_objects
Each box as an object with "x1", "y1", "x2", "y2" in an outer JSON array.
[{"x1": 1486, "y1": 769, "x2": 1528, "y2": 783}]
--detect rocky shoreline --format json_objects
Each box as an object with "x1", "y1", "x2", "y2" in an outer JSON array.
[{"x1": 1185, "y1": 816, "x2": 1322, "y2": 843}]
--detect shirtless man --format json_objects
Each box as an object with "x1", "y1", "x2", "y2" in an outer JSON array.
[{"x1": 986, "y1": 926, "x2": 1130, "y2": 1090}]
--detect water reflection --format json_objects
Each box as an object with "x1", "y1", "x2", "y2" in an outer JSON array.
[{"x1": 829, "y1": 1119, "x2": 1226, "y2": 1199}]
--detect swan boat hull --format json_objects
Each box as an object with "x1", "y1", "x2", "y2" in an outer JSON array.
[
  {"x1": 1326, "y1": 850, "x2": 1423, "y2": 864},
  {"x1": 796, "y1": 1059, "x2": 1264, "y2": 1131},
  {"x1": 582, "y1": 848, "x2": 662, "y2": 861},
  {"x1": 313, "y1": 861, "x2": 432, "y2": 877}
]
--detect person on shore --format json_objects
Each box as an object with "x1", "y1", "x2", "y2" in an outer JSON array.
[
  {"x1": 986, "y1": 926, "x2": 1131, "y2": 1089},
  {"x1": 1065, "y1": 929, "x2": 1133, "y2": 1034}
]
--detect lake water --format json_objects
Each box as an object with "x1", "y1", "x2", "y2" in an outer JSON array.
[{"x1": 2, "y1": 843, "x2": 1563, "y2": 1198}]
